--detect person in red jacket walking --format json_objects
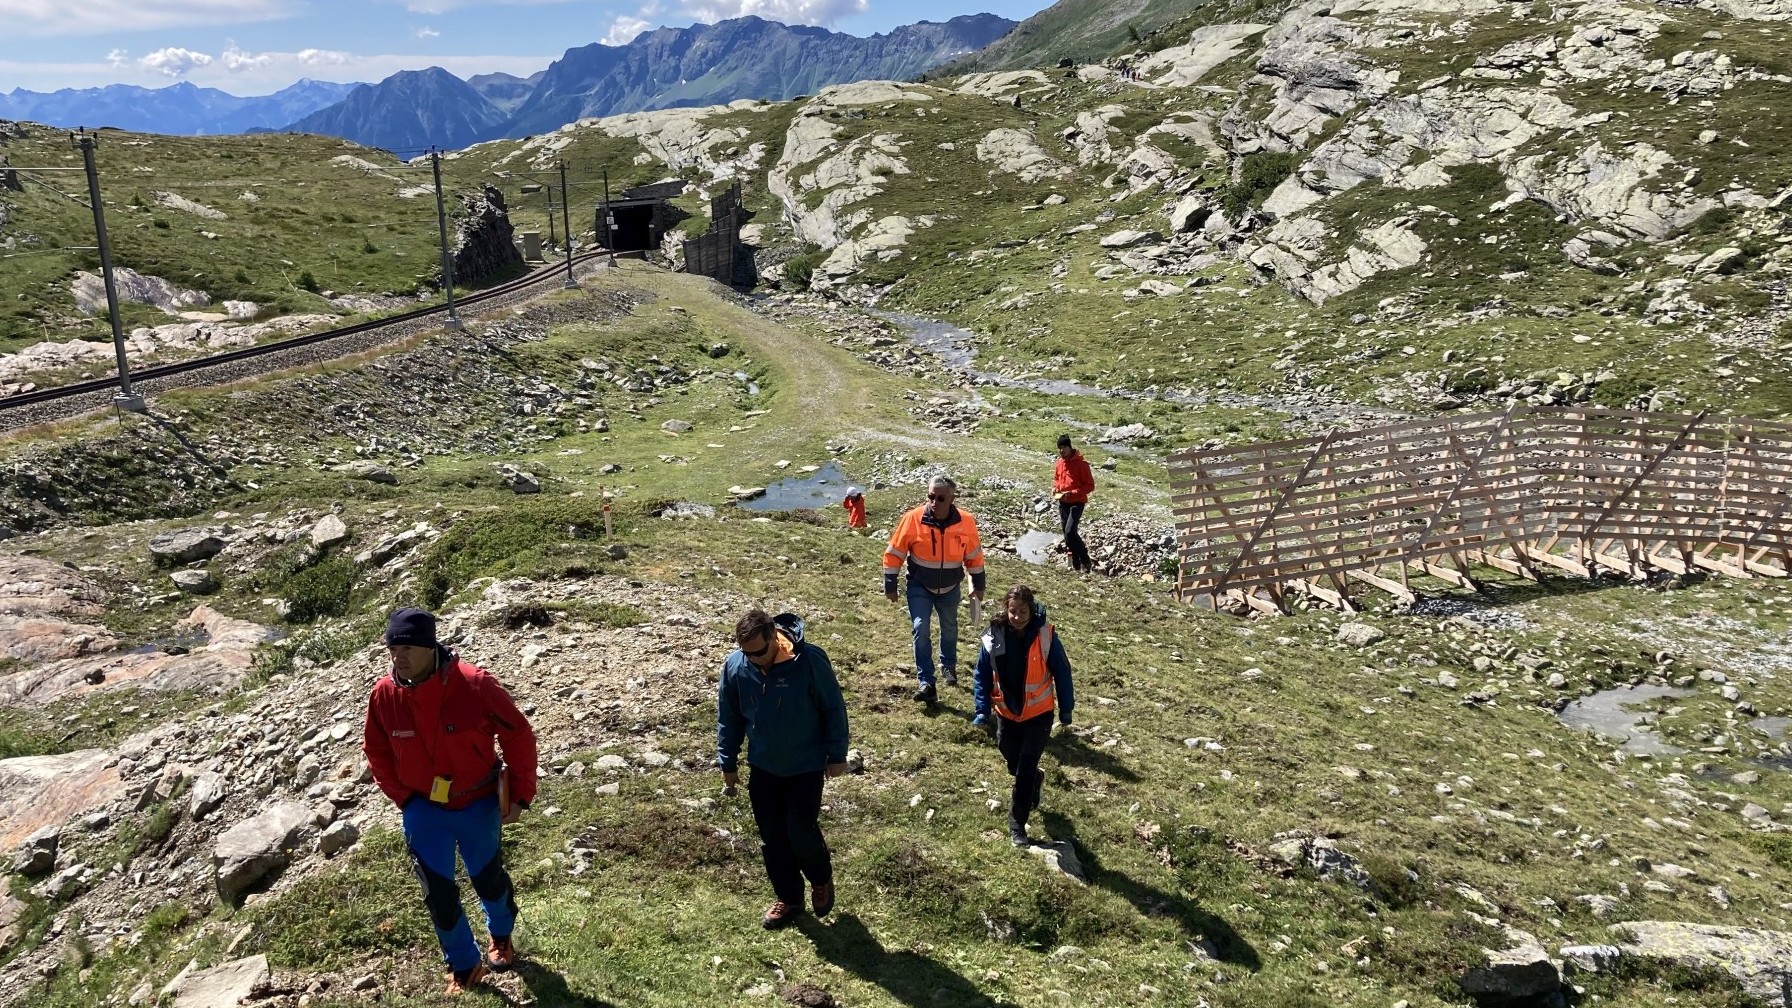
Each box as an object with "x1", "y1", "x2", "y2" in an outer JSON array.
[
  {"x1": 363, "y1": 608, "x2": 538, "y2": 997},
  {"x1": 1053, "y1": 435, "x2": 1096, "y2": 572}
]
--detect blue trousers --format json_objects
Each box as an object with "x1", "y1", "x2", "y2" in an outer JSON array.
[
  {"x1": 403, "y1": 794, "x2": 517, "y2": 973},
  {"x1": 906, "y1": 580, "x2": 960, "y2": 686}
]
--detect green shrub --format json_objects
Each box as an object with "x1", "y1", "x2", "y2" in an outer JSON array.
[
  {"x1": 1220, "y1": 151, "x2": 1298, "y2": 218},
  {"x1": 297, "y1": 270, "x2": 320, "y2": 293},
  {"x1": 280, "y1": 556, "x2": 358, "y2": 623},
  {"x1": 781, "y1": 246, "x2": 825, "y2": 289},
  {"x1": 412, "y1": 498, "x2": 607, "y2": 608}
]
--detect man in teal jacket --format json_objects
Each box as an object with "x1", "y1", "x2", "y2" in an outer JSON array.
[{"x1": 717, "y1": 609, "x2": 851, "y2": 929}]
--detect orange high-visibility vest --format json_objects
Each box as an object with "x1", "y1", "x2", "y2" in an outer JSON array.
[{"x1": 993, "y1": 623, "x2": 1056, "y2": 721}]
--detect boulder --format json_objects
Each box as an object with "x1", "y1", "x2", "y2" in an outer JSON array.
[
  {"x1": 309, "y1": 514, "x2": 350, "y2": 549},
  {"x1": 335, "y1": 461, "x2": 397, "y2": 484},
  {"x1": 1460, "y1": 933, "x2": 1563, "y2": 1002},
  {"x1": 161, "y1": 954, "x2": 271, "y2": 1008},
  {"x1": 1559, "y1": 944, "x2": 1622, "y2": 974},
  {"x1": 1025, "y1": 838, "x2": 1087, "y2": 882},
  {"x1": 502, "y1": 468, "x2": 541, "y2": 494},
  {"x1": 188, "y1": 771, "x2": 227, "y2": 820},
  {"x1": 11, "y1": 823, "x2": 58, "y2": 875},
  {"x1": 170, "y1": 569, "x2": 218, "y2": 595},
  {"x1": 150, "y1": 530, "x2": 225, "y2": 565},
  {"x1": 660, "y1": 419, "x2": 694, "y2": 434},
  {"x1": 1336, "y1": 622, "x2": 1386, "y2": 647},
  {"x1": 0, "y1": 877, "x2": 23, "y2": 953},
  {"x1": 213, "y1": 801, "x2": 315, "y2": 906},
  {"x1": 318, "y1": 819, "x2": 360, "y2": 857},
  {"x1": 1100, "y1": 229, "x2": 1163, "y2": 249},
  {"x1": 1267, "y1": 834, "x2": 1377, "y2": 893},
  {"x1": 1616, "y1": 921, "x2": 1792, "y2": 1007}
]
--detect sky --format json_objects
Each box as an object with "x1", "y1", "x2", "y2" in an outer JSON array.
[{"x1": 0, "y1": 0, "x2": 1051, "y2": 96}]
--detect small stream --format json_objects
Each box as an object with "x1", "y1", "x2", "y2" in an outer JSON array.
[
  {"x1": 739, "y1": 460, "x2": 852, "y2": 512},
  {"x1": 1556, "y1": 685, "x2": 1693, "y2": 755}
]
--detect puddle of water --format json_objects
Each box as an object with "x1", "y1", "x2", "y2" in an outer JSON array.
[
  {"x1": 127, "y1": 627, "x2": 213, "y2": 655},
  {"x1": 739, "y1": 460, "x2": 853, "y2": 512},
  {"x1": 1753, "y1": 716, "x2": 1789, "y2": 740},
  {"x1": 1557, "y1": 685, "x2": 1694, "y2": 755},
  {"x1": 1016, "y1": 529, "x2": 1063, "y2": 564}
]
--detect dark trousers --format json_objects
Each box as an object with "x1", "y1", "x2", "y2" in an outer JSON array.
[
  {"x1": 1058, "y1": 501, "x2": 1090, "y2": 570},
  {"x1": 996, "y1": 712, "x2": 1054, "y2": 825},
  {"x1": 748, "y1": 767, "x2": 833, "y2": 905}
]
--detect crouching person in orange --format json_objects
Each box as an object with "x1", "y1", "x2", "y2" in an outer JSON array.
[
  {"x1": 971, "y1": 585, "x2": 1074, "y2": 848},
  {"x1": 363, "y1": 607, "x2": 538, "y2": 996},
  {"x1": 843, "y1": 486, "x2": 869, "y2": 531}
]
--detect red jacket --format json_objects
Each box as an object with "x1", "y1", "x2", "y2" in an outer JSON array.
[
  {"x1": 843, "y1": 494, "x2": 867, "y2": 529},
  {"x1": 1054, "y1": 451, "x2": 1095, "y2": 505},
  {"x1": 363, "y1": 654, "x2": 538, "y2": 810}
]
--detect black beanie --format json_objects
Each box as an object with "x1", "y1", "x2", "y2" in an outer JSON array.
[{"x1": 384, "y1": 607, "x2": 438, "y2": 648}]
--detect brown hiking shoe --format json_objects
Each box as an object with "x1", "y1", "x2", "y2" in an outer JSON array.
[
  {"x1": 445, "y1": 963, "x2": 488, "y2": 996},
  {"x1": 762, "y1": 899, "x2": 802, "y2": 930},
  {"x1": 811, "y1": 882, "x2": 835, "y2": 917},
  {"x1": 487, "y1": 934, "x2": 517, "y2": 972}
]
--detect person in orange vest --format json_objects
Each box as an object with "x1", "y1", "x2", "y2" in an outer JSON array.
[
  {"x1": 884, "y1": 475, "x2": 986, "y2": 703},
  {"x1": 971, "y1": 584, "x2": 1075, "y2": 847},
  {"x1": 842, "y1": 486, "x2": 868, "y2": 531},
  {"x1": 1053, "y1": 435, "x2": 1095, "y2": 573},
  {"x1": 363, "y1": 608, "x2": 538, "y2": 997}
]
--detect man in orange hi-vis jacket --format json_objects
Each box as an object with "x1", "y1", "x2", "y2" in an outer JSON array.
[{"x1": 884, "y1": 475, "x2": 985, "y2": 704}]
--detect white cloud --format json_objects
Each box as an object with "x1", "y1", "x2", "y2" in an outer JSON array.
[
  {"x1": 0, "y1": 0, "x2": 291, "y2": 36},
  {"x1": 678, "y1": 0, "x2": 866, "y2": 26},
  {"x1": 415, "y1": 26, "x2": 440, "y2": 39},
  {"x1": 603, "y1": 16, "x2": 654, "y2": 45},
  {"x1": 221, "y1": 42, "x2": 274, "y2": 71},
  {"x1": 296, "y1": 48, "x2": 352, "y2": 66},
  {"x1": 139, "y1": 46, "x2": 214, "y2": 77},
  {"x1": 106, "y1": 49, "x2": 131, "y2": 68}
]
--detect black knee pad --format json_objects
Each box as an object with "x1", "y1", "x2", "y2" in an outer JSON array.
[
  {"x1": 409, "y1": 849, "x2": 465, "y2": 933},
  {"x1": 470, "y1": 854, "x2": 519, "y2": 918}
]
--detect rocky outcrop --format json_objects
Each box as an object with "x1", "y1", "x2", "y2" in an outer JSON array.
[
  {"x1": 0, "y1": 750, "x2": 125, "y2": 853},
  {"x1": 70, "y1": 266, "x2": 211, "y2": 317},
  {"x1": 450, "y1": 184, "x2": 525, "y2": 286},
  {"x1": 161, "y1": 954, "x2": 271, "y2": 1008},
  {"x1": 213, "y1": 802, "x2": 317, "y2": 906},
  {"x1": 975, "y1": 128, "x2": 1071, "y2": 182},
  {"x1": 0, "y1": 605, "x2": 281, "y2": 706},
  {"x1": 1616, "y1": 921, "x2": 1792, "y2": 1006}
]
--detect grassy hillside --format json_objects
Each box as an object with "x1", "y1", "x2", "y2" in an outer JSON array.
[{"x1": 0, "y1": 264, "x2": 1787, "y2": 1008}]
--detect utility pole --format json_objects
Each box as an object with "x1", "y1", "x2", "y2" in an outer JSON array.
[
  {"x1": 558, "y1": 160, "x2": 576, "y2": 289},
  {"x1": 601, "y1": 169, "x2": 617, "y2": 267},
  {"x1": 430, "y1": 149, "x2": 464, "y2": 331},
  {"x1": 71, "y1": 129, "x2": 144, "y2": 412}
]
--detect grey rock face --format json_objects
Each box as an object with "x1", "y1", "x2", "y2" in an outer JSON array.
[
  {"x1": 213, "y1": 801, "x2": 315, "y2": 906},
  {"x1": 1616, "y1": 921, "x2": 1792, "y2": 1007},
  {"x1": 310, "y1": 514, "x2": 351, "y2": 549},
  {"x1": 318, "y1": 819, "x2": 361, "y2": 857},
  {"x1": 335, "y1": 461, "x2": 398, "y2": 484},
  {"x1": 170, "y1": 569, "x2": 218, "y2": 594},
  {"x1": 11, "y1": 825, "x2": 59, "y2": 876},
  {"x1": 161, "y1": 954, "x2": 271, "y2": 1008},
  {"x1": 150, "y1": 529, "x2": 225, "y2": 565}
]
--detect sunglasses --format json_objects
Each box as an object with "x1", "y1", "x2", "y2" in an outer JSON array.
[
  {"x1": 927, "y1": 493, "x2": 953, "y2": 502},
  {"x1": 741, "y1": 628, "x2": 775, "y2": 661}
]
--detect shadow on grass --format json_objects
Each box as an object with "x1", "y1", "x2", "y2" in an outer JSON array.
[
  {"x1": 1050, "y1": 731, "x2": 1142, "y2": 783},
  {"x1": 799, "y1": 913, "x2": 998, "y2": 1008},
  {"x1": 513, "y1": 960, "x2": 621, "y2": 1008},
  {"x1": 1040, "y1": 812, "x2": 1260, "y2": 972}
]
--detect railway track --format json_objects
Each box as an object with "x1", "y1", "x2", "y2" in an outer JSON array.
[{"x1": 0, "y1": 253, "x2": 608, "y2": 433}]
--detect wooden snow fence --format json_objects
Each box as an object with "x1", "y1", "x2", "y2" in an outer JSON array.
[{"x1": 1168, "y1": 406, "x2": 1792, "y2": 614}]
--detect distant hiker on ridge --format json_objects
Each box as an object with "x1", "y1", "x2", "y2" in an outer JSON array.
[
  {"x1": 972, "y1": 584, "x2": 1075, "y2": 848},
  {"x1": 363, "y1": 607, "x2": 538, "y2": 996},
  {"x1": 717, "y1": 609, "x2": 852, "y2": 930},
  {"x1": 884, "y1": 474, "x2": 986, "y2": 703},
  {"x1": 1054, "y1": 435, "x2": 1096, "y2": 573}
]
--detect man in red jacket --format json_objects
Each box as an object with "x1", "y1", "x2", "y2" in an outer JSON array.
[
  {"x1": 363, "y1": 608, "x2": 538, "y2": 996},
  {"x1": 1053, "y1": 435, "x2": 1096, "y2": 572}
]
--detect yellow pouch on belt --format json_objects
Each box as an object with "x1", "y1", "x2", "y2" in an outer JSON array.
[{"x1": 430, "y1": 775, "x2": 452, "y2": 804}]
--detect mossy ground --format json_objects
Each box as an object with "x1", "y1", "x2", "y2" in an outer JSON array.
[{"x1": 3, "y1": 264, "x2": 1787, "y2": 1008}]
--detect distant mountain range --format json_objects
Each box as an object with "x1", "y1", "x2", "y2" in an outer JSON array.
[
  {"x1": 0, "y1": 79, "x2": 361, "y2": 136},
  {"x1": 0, "y1": 14, "x2": 1015, "y2": 151}
]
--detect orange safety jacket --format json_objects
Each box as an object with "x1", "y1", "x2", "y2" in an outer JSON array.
[
  {"x1": 883, "y1": 504, "x2": 986, "y2": 595},
  {"x1": 992, "y1": 623, "x2": 1057, "y2": 721}
]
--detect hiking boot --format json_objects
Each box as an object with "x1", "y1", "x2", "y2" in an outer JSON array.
[
  {"x1": 1033, "y1": 768, "x2": 1045, "y2": 810},
  {"x1": 486, "y1": 934, "x2": 517, "y2": 972},
  {"x1": 811, "y1": 882, "x2": 835, "y2": 917},
  {"x1": 942, "y1": 669, "x2": 958, "y2": 688},
  {"x1": 445, "y1": 963, "x2": 488, "y2": 996},
  {"x1": 1008, "y1": 820, "x2": 1030, "y2": 848},
  {"x1": 762, "y1": 899, "x2": 802, "y2": 930},
  {"x1": 914, "y1": 683, "x2": 937, "y2": 704}
]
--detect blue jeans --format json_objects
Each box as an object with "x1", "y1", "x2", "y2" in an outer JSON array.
[
  {"x1": 906, "y1": 580, "x2": 961, "y2": 686},
  {"x1": 403, "y1": 794, "x2": 517, "y2": 973}
]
